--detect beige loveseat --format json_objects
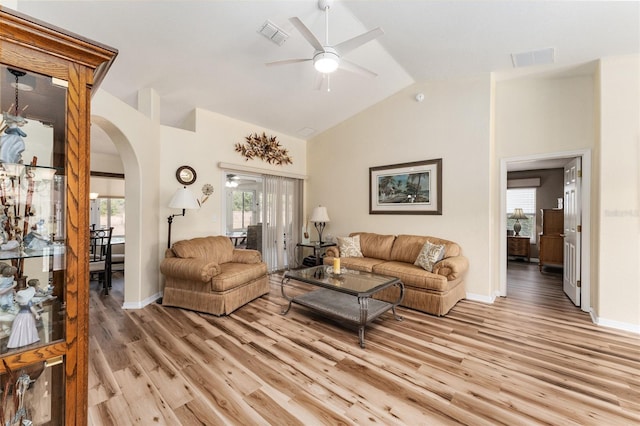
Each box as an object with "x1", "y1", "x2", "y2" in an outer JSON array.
[
  {"x1": 324, "y1": 232, "x2": 468, "y2": 316},
  {"x1": 160, "y1": 236, "x2": 269, "y2": 316}
]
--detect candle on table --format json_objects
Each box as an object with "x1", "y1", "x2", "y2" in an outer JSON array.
[{"x1": 333, "y1": 258, "x2": 341, "y2": 274}]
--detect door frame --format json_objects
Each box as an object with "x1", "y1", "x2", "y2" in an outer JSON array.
[{"x1": 499, "y1": 149, "x2": 591, "y2": 313}]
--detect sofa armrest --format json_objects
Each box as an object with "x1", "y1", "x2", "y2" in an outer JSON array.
[
  {"x1": 325, "y1": 247, "x2": 339, "y2": 258},
  {"x1": 160, "y1": 258, "x2": 221, "y2": 282},
  {"x1": 433, "y1": 256, "x2": 469, "y2": 281},
  {"x1": 232, "y1": 249, "x2": 262, "y2": 264}
]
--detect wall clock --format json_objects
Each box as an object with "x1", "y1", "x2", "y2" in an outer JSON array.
[{"x1": 176, "y1": 165, "x2": 197, "y2": 185}]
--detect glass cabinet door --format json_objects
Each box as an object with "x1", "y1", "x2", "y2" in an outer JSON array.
[{"x1": 0, "y1": 64, "x2": 67, "y2": 423}]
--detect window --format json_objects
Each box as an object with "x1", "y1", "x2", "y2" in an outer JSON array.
[
  {"x1": 91, "y1": 197, "x2": 125, "y2": 236},
  {"x1": 506, "y1": 188, "x2": 536, "y2": 241},
  {"x1": 231, "y1": 190, "x2": 255, "y2": 231}
]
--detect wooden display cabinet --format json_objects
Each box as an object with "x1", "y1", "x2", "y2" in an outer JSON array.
[{"x1": 0, "y1": 7, "x2": 116, "y2": 424}]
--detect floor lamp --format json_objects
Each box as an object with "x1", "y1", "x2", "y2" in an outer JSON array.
[{"x1": 167, "y1": 186, "x2": 200, "y2": 248}]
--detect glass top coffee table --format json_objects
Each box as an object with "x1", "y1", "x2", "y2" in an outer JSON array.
[{"x1": 281, "y1": 266, "x2": 404, "y2": 348}]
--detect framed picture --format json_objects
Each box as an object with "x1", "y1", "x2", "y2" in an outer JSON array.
[{"x1": 369, "y1": 158, "x2": 442, "y2": 215}]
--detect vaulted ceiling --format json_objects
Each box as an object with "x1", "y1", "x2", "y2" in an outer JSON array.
[{"x1": 14, "y1": 0, "x2": 640, "y2": 143}]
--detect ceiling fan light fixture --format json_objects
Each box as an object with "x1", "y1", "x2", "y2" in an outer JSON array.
[{"x1": 314, "y1": 51, "x2": 340, "y2": 73}]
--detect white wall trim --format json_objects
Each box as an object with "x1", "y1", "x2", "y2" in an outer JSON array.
[
  {"x1": 499, "y1": 149, "x2": 592, "y2": 316},
  {"x1": 590, "y1": 309, "x2": 640, "y2": 334},
  {"x1": 122, "y1": 292, "x2": 162, "y2": 310},
  {"x1": 219, "y1": 161, "x2": 307, "y2": 180},
  {"x1": 466, "y1": 292, "x2": 497, "y2": 304}
]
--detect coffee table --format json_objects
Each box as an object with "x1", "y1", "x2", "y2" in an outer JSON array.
[{"x1": 281, "y1": 266, "x2": 404, "y2": 348}]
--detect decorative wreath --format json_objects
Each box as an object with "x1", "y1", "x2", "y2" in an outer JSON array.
[{"x1": 234, "y1": 132, "x2": 292, "y2": 165}]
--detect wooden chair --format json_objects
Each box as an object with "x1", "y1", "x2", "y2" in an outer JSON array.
[{"x1": 89, "y1": 227, "x2": 113, "y2": 294}]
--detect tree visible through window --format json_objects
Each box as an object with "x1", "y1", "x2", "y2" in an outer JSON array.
[
  {"x1": 506, "y1": 188, "x2": 536, "y2": 241},
  {"x1": 97, "y1": 198, "x2": 125, "y2": 236},
  {"x1": 232, "y1": 190, "x2": 254, "y2": 230}
]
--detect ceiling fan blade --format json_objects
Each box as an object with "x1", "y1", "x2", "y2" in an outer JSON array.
[
  {"x1": 289, "y1": 17, "x2": 324, "y2": 51},
  {"x1": 339, "y1": 59, "x2": 378, "y2": 78},
  {"x1": 334, "y1": 27, "x2": 384, "y2": 56},
  {"x1": 265, "y1": 58, "x2": 312, "y2": 67}
]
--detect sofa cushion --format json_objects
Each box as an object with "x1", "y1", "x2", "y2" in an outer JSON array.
[
  {"x1": 372, "y1": 261, "x2": 449, "y2": 292},
  {"x1": 414, "y1": 241, "x2": 445, "y2": 272},
  {"x1": 390, "y1": 234, "x2": 460, "y2": 263},
  {"x1": 337, "y1": 235, "x2": 363, "y2": 257},
  {"x1": 211, "y1": 262, "x2": 268, "y2": 292},
  {"x1": 338, "y1": 257, "x2": 387, "y2": 273},
  {"x1": 172, "y1": 236, "x2": 234, "y2": 264},
  {"x1": 352, "y1": 232, "x2": 396, "y2": 261}
]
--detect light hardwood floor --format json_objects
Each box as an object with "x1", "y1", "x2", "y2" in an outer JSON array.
[{"x1": 88, "y1": 264, "x2": 640, "y2": 425}]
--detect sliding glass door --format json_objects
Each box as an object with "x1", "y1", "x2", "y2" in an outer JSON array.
[{"x1": 262, "y1": 175, "x2": 302, "y2": 272}]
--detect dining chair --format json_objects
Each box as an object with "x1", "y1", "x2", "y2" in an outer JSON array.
[
  {"x1": 89, "y1": 227, "x2": 113, "y2": 295},
  {"x1": 111, "y1": 241, "x2": 125, "y2": 274}
]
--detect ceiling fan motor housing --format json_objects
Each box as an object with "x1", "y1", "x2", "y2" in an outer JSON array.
[{"x1": 318, "y1": 0, "x2": 333, "y2": 11}]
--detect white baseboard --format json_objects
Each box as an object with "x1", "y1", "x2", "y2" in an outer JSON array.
[
  {"x1": 122, "y1": 291, "x2": 162, "y2": 310},
  {"x1": 465, "y1": 292, "x2": 496, "y2": 304},
  {"x1": 590, "y1": 309, "x2": 640, "y2": 334}
]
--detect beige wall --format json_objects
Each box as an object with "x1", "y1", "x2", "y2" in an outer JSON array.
[
  {"x1": 597, "y1": 55, "x2": 640, "y2": 329},
  {"x1": 308, "y1": 76, "x2": 494, "y2": 300},
  {"x1": 159, "y1": 108, "x2": 307, "y2": 244}
]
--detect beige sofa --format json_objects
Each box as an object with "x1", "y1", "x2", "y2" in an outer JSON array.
[
  {"x1": 160, "y1": 236, "x2": 269, "y2": 315},
  {"x1": 324, "y1": 232, "x2": 468, "y2": 316}
]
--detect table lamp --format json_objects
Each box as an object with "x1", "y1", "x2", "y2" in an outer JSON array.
[
  {"x1": 310, "y1": 206, "x2": 330, "y2": 244},
  {"x1": 509, "y1": 208, "x2": 527, "y2": 236}
]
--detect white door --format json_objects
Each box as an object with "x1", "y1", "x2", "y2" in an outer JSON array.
[{"x1": 563, "y1": 158, "x2": 581, "y2": 305}]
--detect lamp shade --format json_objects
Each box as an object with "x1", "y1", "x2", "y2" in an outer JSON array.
[
  {"x1": 509, "y1": 208, "x2": 527, "y2": 220},
  {"x1": 310, "y1": 206, "x2": 330, "y2": 223},
  {"x1": 169, "y1": 187, "x2": 200, "y2": 210}
]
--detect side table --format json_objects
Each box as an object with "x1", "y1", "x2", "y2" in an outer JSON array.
[
  {"x1": 297, "y1": 242, "x2": 337, "y2": 266},
  {"x1": 507, "y1": 236, "x2": 531, "y2": 262}
]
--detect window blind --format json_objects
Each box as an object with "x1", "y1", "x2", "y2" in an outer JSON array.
[{"x1": 507, "y1": 188, "x2": 536, "y2": 214}]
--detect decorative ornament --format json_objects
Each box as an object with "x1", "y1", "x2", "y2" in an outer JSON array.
[
  {"x1": 234, "y1": 132, "x2": 292, "y2": 165},
  {"x1": 198, "y1": 183, "x2": 214, "y2": 206}
]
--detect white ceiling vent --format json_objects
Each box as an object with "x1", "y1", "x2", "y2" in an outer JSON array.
[
  {"x1": 259, "y1": 20, "x2": 289, "y2": 46},
  {"x1": 511, "y1": 47, "x2": 556, "y2": 68}
]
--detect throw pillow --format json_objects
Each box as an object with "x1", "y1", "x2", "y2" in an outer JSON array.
[
  {"x1": 414, "y1": 241, "x2": 445, "y2": 272},
  {"x1": 337, "y1": 235, "x2": 363, "y2": 258}
]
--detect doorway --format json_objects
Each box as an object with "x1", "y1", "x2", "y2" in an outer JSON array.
[{"x1": 500, "y1": 150, "x2": 591, "y2": 313}]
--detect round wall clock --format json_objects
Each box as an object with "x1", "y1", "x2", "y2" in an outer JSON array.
[{"x1": 176, "y1": 165, "x2": 197, "y2": 185}]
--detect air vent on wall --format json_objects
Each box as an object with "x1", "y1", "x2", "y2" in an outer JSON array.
[
  {"x1": 258, "y1": 20, "x2": 289, "y2": 46},
  {"x1": 511, "y1": 47, "x2": 556, "y2": 68}
]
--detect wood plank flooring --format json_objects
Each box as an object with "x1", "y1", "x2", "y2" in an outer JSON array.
[{"x1": 87, "y1": 264, "x2": 640, "y2": 425}]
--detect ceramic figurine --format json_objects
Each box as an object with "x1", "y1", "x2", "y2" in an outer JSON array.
[
  {"x1": 0, "y1": 124, "x2": 26, "y2": 164},
  {"x1": 7, "y1": 286, "x2": 40, "y2": 349},
  {"x1": 0, "y1": 263, "x2": 16, "y2": 310}
]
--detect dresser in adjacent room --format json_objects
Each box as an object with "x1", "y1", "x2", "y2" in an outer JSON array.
[
  {"x1": 538, "y1": 208, "x2": 564, "y2": 271},
  {"x1": 507, "y1": 235, "x2": 531, "y2": 262}
]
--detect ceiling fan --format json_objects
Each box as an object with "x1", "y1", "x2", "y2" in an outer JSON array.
[{"x1": 265, "y1": 0, "x2": 384, "y2": 91}]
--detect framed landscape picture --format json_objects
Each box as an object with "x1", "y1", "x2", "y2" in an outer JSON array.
[{"x1": 369, "y1": 158, "x2": 442, "y2": 215}]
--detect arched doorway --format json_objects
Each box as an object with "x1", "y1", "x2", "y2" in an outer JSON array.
[{"x1": 90, "y1": 117, "x2": 142, "y2": 308}]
